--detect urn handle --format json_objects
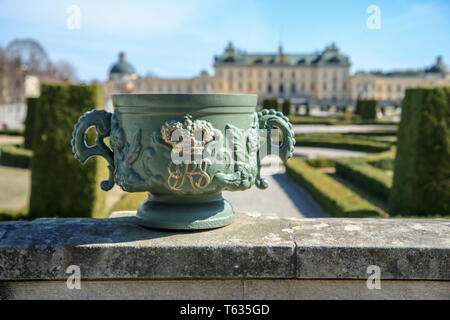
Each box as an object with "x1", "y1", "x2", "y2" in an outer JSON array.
[
  {"x1": 71, "y1": 109, "x2": 115, "y2": 191},
  {"x1": 256, "y1": 109, "x2": 295, "y2": 189}
]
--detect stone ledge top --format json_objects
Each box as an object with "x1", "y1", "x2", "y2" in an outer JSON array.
[{"x1": 0, "y1": 212, "x2": 448, "y2": 281}]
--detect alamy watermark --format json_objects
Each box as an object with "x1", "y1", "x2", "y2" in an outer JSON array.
[
  {"x1": 66, "y1": 5, "x2": 81, "y2": 30},
  {"x1": 66, "y1": 265, "x2": 81, "y2": 289},
  {"x1": 366, "y1": 265, "x2": 381, "y2": 289},
  {"x1": 366, "y1": 5, "x2": 381, "y2": 30}
]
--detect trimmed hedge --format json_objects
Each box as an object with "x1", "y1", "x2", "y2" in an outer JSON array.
[
  {"x1": 109, "y1": 192, "x2": 147, "y2": 214},
  {"x1": 282, "y1": 99, "x2": 291, "y2": 116},
  {"x1": 29, "y1": 83, "x2": 106, "y2": 218},
  {"x1": 335, "y1": 159, "x2": 392, "y2": 201},
  {"x1": 0, "y1": 144, "x2": 33, "y2": 168},
  {"x1": 262, "y1": 98, "x2": 279, "y2": 110},
  {"x1": 365, "y1": 147, "x2": 396, "y2": 170},
  {"x1": 288, "y1": 115, "x2": 398, "y2": 125},
  {"x1": 0, "y1": 129, "x2": 24, "y2": 136},
  {"x1": 305, "y1": 156, "x2": 352, "y2": 168},
  {"x1": 390, "y1": 87, "x2": 450, "y2": 216},
  {"x1": 295, "y1": 133, "x2": 393, "y2": 152},
  {"x1": 24, "y1": 97, "x2": 38, "y2": 150},
  {"x1": 285, "y1": 158, "x2": 380, "y2": 217},
  {"x1": 355, "y1": 99, "x2": 378, "y2": 120}
]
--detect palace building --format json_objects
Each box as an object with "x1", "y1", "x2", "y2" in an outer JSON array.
[
  {"x1": 102, "y1": 44, "x2": 449, "y2": 107},
  {"x1": 348, "y1": 56, "x2": 450, "y2": 106}
]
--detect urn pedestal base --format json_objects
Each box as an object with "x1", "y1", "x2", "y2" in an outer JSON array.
[{"x1": 135, "y1": 194, "x2": 234, "y2": 230}]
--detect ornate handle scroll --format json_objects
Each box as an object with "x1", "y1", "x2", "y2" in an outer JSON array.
[
  {"x1": 71, "y1": 109, "x2": 115, "y2": 191},
  {"x1": 256, "y1": 109, "x2": 295, "y2": 189}
]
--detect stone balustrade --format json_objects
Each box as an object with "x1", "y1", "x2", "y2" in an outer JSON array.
[{"x1": 0, "y1": 212, "x2": 448, "y2": 299}]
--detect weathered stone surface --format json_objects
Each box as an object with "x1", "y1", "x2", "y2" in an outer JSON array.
[
  {"x1": 0, "y1": 212, "x2": 295, "y2": 280},
  {"x1": 0, "y1": 212, "x2": 448, "y2": 281},
  {"x1": 0, "y1": 280, "x2": 244, "y2": 300},
  {"x1": 2, "y1": 279, "x2": 449, "y2": 300},
  {"x1": 288, "y1": 218, "x2": 450, "y2": 280},
  {"x1": 244, "y1": 280, "x2": 450, "y2": 300}
]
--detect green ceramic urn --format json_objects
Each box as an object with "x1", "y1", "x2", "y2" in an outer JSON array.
[{"x1": 72, "y1": 94, "x2": 295, "y2": 230}]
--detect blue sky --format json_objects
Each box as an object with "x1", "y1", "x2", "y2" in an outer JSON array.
[{"x1": 1, "y1": 0, "x2": 449, "y2": 82}]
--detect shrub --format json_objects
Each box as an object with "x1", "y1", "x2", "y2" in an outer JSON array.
[
  {"x1": 294, "y1": 133, "x2": 393, "y2": 152},
  {"x1": 285, "y1": 158, "x2": 380, "y2": 217},
  {"x1": 24, "y1": 97, "x2": 38, "y2": 150},
  {"x1": 365, "y1": 147, "x2": 396, "y2": 170},
  {"x1": 29, "y1": 83, "x2": 106, "y2": 218},
  {"x1": 355, "y1": 99, "x2": 378, "y2": 119},
  {"x1": 0, "y1": 129, "x2": 23, "y2": 136},
  {"x1": 109, "y1": 192, "x2": 147, "y2": 214},
  {"x1": 389, "y1": 87, "x2": 450, "y2": 216},
  {"x1": 262, "y1": 98, "x2": 278, "y2": 110},
  {"x1": 335, "y1": 159, "x2": 392, "y2": 201},
  {"x1": 0, "y1": 144, "x2": 33, "y2": 168},
  {"x1": 282, "y1": 99, "x2": 291, "y2": 116},
  {"x1": 305, "y1": 156, "x2": 352, "y2": 168}
]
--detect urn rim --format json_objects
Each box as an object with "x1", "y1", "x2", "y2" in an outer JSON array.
[{"x1": 112, "y1": 93, "x2": 258, "y2": 109}]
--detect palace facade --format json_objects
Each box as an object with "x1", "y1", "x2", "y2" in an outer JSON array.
[
  {"x1": 348, "y1": 56, "x2": 450, "y2": 105},
  {"x1": 103, "y1": 44, "x2": 449, "y2": 107}
]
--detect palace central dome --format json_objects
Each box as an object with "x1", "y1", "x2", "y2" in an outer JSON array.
[{"x1": 109, "y1": 52, "x2": 137, "y2": 80}]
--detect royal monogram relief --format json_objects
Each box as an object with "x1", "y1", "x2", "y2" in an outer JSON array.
[{"x1": 160, "y1": 115, "x2": 214, "y2": 191}]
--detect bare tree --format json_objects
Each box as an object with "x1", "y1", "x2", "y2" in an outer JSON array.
[
  {"x1": 53, "y1": 59, "x2": 78, "y2": 83},
  {"x1": 5, "y1": 38, "x2": 51, "y2": 73}
]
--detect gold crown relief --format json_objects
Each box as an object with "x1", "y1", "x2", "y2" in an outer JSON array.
[{"x1": 161, "y1": 114, "x2": 215, "y2": 154}]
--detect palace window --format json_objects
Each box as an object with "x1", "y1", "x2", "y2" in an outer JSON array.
[
  {"x1": 301, "y1": 71, "x2": 305, "y2": 79},
  {"x1": 279, "y1": 84, "x2": 284, "y2": 93},
  {"x1": 148, "y1": 84, "x2": 153, "y2": 92},
  {"x1": 332, "y1": 71, "x2": 337, "y2": 80},
  {"x1": 258, "y1": 71, "x2": 263, "y2": 79},
  {"x1": 291, "y1": 83, "x2": 296, "y2": 93},
  {"x1": 258, "y1": 82, "x2": 262, "y2": 90},
  {"x1": 248, "y1": 83, "x2": 252, "y2": 90},
  {"x1": 268, "y1": 71, "x2": 272, "y2": 79},
  {"x1": 323, "y1": 83, "x2": 327, "y2": 90},
  {"x1": 158, "y1": 84, "x2": 163, "y2": 92},
  {"x1": 292, "y1": 71, "x2": 296, "y2": 79},
  {"x1": 397, "y1": 84, "x2": 402, "y2": 92},
  {"x1": 280, "y1": 71, "x2": 283, "y2": 79},
  {"x1": 323, "y1": 71, "x2": 327, "y2": 79},
  {"x1": 228, "y1": 71, "x2": 233, "y2": 80},
  {"x1": 238, "y1": 82, "x2": 243, "y2": 90},
  {"x1": 238, "y1": 70, "x2": 243, "y2": 78},
  {"x1": 268, "y1": 84, "x2": 272, "y2": 93},
  {"x1": 311, "y1": 83, "x2": 315, "y2": 90}
]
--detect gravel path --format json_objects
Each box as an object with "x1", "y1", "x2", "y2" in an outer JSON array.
[
  {"x1": 223, "y1": 166, "x2": 329, "y2": 219},
  {"x1": 293, "y1": 146, "x2": 368, "y2": 158},
  {"x1": 0, "y1": 135, "x2": 23, "y2": 146}
]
